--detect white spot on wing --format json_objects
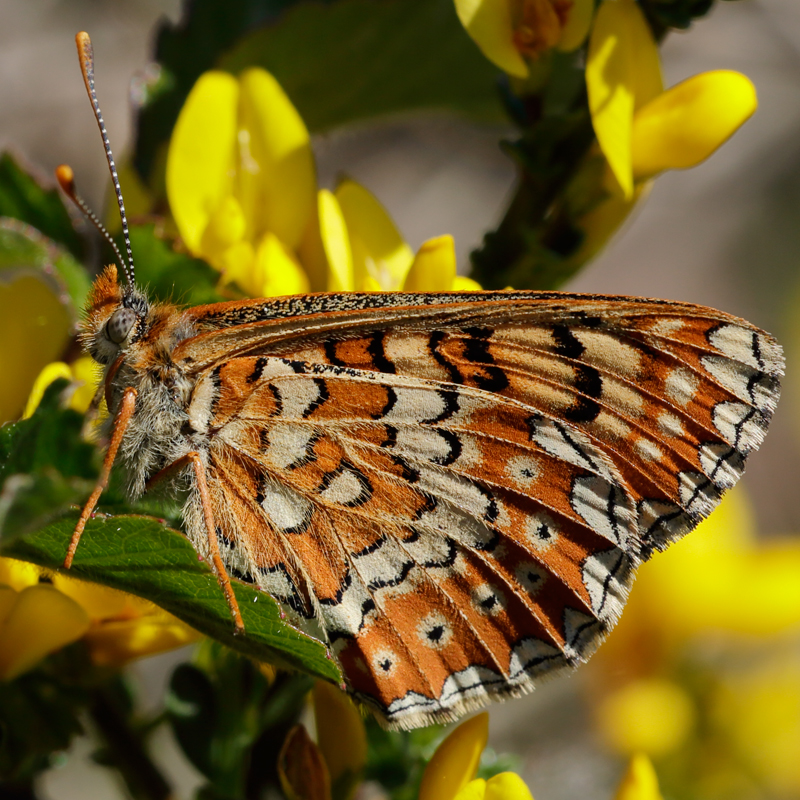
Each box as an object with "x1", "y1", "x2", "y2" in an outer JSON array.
[
  {"x1": 261, "y1": 480, "x2": 311, "y2": 532},
  {"x1": 263, "y1": 423, "x2": 316, "y2": 470},
  {"x1": 319, "y1": 469, "x2": 369, "y2": 506},
  {"x1": 664, "y1": 367, "x2": 699, "y2": 407}
]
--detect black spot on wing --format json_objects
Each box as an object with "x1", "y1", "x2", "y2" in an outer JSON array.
[
  {"x1": 374, "y1": 386, "x2": 397, "y2": 419},
  {"x1": 367, "y1": 331, "x2": 396, "y2": 374},
  {"x1": 323, "y1": 340, "x2": 347, "y2": 367},
  {"x1": 551, "y1": 324, "x2": 585, "y2": 359},
  {"x1": 429, "y1": 330, "x2": 463, "y2": 384},
  {"x1": 461, "y1": 326, "x2": 509, "y2": 392},
  {"x1": 565, "y1": 364, "x2": 602, "y2": 423},
  {"x1": 432, "y1": 429, "x2": 462, "y2": 466},
  {"x1": 302, "y1": 378, "x2": 330, "y2": 418},
  {"x1": 247, "y1": 357, "x2": 269, "y2": 384}
]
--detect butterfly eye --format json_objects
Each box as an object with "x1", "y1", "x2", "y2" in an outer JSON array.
[{"x1": 105, "y1": 307, "x2": 137, "y2": 344}]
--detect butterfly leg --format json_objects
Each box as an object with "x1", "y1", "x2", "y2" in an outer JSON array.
[
  {"x1": 144, "y1": 452, "x2": 245, "y2": 633},
  {"x1": 185, "y1": 451, "x2": 245, "y2": 634},
  {"x1": 64, "y1": 386, "x2": 137, "y2": 569}
]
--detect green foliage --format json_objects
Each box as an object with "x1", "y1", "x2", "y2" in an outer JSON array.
[
  {"x1": 0, "y1": 154, "x2": 84, "y2": 261},
  {"x1": 363, "y1": 716, "x2": 442, "y2": 800},
  {"x1": 0, "y1": 646, "x2": 92, "y2": 783},
  {"x1": 0, "y1": 220, "x2": 91, "y2": 315},
  {"x1": 220, "y1": 0, "x2": 505, "y2": 133},
  {"x1": 641, "y1": 0, "x2": 716, "y2": 31},
  {"x1": 168, "y1": 643, "x2": 313, "y2": 798},
  {"x1": 471, "y1": 52, "x2": 597, "y2": 290},
  {"x1": 0, "y1": 380, "x2": 97, "y2": 541}
]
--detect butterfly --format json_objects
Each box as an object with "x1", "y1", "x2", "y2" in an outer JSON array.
[{"x1": 61, "y1": 32, "x2": 783, "y2": 730}]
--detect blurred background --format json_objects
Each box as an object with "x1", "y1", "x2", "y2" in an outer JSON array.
[{"x1": 1, "y1": 0, "x2": 799, "y2": 798}]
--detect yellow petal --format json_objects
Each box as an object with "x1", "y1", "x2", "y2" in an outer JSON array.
[
  {"x1": 335, "y1": 180, "x2": 414, "y2": 291},
  {"x1": 454, "y1": 0, "x2": 529, "y2": 78},
  {"x1": 0, "y1": 584, "x2": 89, "y2": 681},
  {"x1": 596, "y1": 678, "x2": 695, "y2": 757},
  {"x1": 22, "y1": 361, "x2": 72, "y2": 419},
  {"x1": 485, "y1": 773, "x2": 535, "y2": 800},
  {"x1": 218, "y1": 240, "x2": 257, "y2": 290},
  {"x1": 0, "y1": 274, "x2": 73, "y2": 423},
  {"x1": 84, "y1": 613, "x2": 201, "y2": 667},
  {"x1": 200, "y1": 195, "x2": 248, "y2": 268},
  {"x1": 238, "y1": 68, "x2": 316, "y2": 250},
  {"x1": 249, "y1": 233, "x2": 310, "y2": 297},
  {"x1": 403, "y1": 235, "x2": 457, "y2": 291},
  {"x1": 317, "y1": 189, "x2": 355, "y2": 292},
  {"x1": 419, "y1": 713, "x2": 489, "y2": 800},
  {"x1": 0, "y1": 558, "x2": 41, "y2": 592},
  {"x1": 453, "y1": 275, "x2": 483, "y2": 291},
  {"x1": 167, "y1": 71, "x2": 239, "y2": 255},
  {"x1": 51, "y1": 574, "x2": 130, "y2": 621},
  {"x1": 297, "y1": 201, "x2": 331, "y2": 293},
  {"x1": 69, "y1": 355, "x2": 101, "y2": 414},
  {"x1": 586, "y1": 0, "x2": 662, "y2": 198},
  {"x1": 631, "y1": 70, "x2": 757, "y2": 181},
  {"x1": 0, "y1": 586, "x2": 18, "y2": 628},
  {"x1": 313, "y1": 681, "x2": 367, "y2": 798},
  {"x1": 455, "y1": 779, "x2": 487, "y2": 800},
  {"x1": 614, "y1": 754, "x2": 664, "y2": 800},
  {"x1": 557, "y1": 0, "x2": 595, "y2": 52}
]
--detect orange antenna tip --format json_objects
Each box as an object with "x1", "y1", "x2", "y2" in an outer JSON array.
[{"x1": 55, "y1": 164, "x2": 75, "y2": 193}]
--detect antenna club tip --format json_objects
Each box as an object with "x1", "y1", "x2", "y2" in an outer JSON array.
[
  {"x1": 55, "y1": 164, "x2": 75, "y2": 193},
  {"x1": 76, "y1": 31, "x2": 91, "y2": 48}
]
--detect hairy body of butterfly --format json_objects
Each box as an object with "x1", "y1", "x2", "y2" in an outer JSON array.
[{"x1": 77, "y1": 264, "x2": 782, "y2": 729}]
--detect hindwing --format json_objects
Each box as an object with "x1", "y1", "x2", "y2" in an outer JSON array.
[{"x1": 176, "y1": 293, "x2": 782, "y2": 728}]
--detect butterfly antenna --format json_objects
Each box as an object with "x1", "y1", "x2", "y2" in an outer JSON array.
[
  {"x1": 73, "y1": 30, "x2": 136, "y2": 286},
  {"x1": 55, "y1": 164, "x2": 130, "y2": 280}
]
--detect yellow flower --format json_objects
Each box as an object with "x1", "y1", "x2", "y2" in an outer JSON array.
[
  {"x1": 614, "y1": 754, "x2": 664, "y2": 800},
  {"x1": 0, "y1": 559, "x2": 89, "y2": 681},
  {"x1": 418, "y1": 712, "x2": 535, "y2": 800},
  {"x1": 596, "y1": 677, "x2": 695, "y2": 757},
  {"x1": 313, "y1": 681, "x2": 367, "y2": 800},
  {"x1": 454, "y1": 0, "x2": 595, "y2": 78},
  {"x1": 310, "y1": 180, "x2": 481, "y2": 293},
  {"x1": 0, "y1": 557, "x2": 200, "y2": 679},
  {"x1": 0, "y1": 270, "x2": 74, "y2": 424},
  {"x1": 52, "y1": 571, "x2": 202, "y2": 667},
  {"x1": 586, "y1": 0, "x2": 756, "y2": 199},
  {"x1": 167, "y1": 69, "x2": 315, "y2": 297},
  {"x1": 22, "y1": 356, "x2": 100, "y2": 419},
  {"x1": 712, "y1": 657, "x2": 800, "y2": 795}
]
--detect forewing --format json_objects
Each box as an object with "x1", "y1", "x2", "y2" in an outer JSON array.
[{"x1": 177, "y1": 294, "x2": 782, "y2": 728}]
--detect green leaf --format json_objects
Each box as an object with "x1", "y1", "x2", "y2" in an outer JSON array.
[
  {"x1": 0, "y1": 153, "x2": 83, "y2": 260},
  {"x1": 168, "y1": 646, "x2": 312, "y2": 795},
  {"x1": 125, "y1": 223, "x2": 223, "y2": 306},
  {"x1": 1, "y1": 515, "x2": 342, "y2": 685},
  {"x1": 0, "y1": 218, "x2": 91, "y2": 312},
  {"x1": 219, "y1": 0, "x2": 505, "y2": 133},
  {"x1": 0, "y1": 380, "x2": 97, "y2": 539}
]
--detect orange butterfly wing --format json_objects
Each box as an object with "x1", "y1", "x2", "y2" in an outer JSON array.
[{"x1": 173, "y1": 293, "x2": 782, "y2": 728}]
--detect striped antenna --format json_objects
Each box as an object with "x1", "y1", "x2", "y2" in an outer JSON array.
[
  {"x1": 74, "y1": 31, "x2": 136, "y2": 285},
  {"x1": 55, "y1": 164, "x2": 129, "y2": 278}
]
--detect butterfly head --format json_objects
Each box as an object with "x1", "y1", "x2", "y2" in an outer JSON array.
[{"x1": 82, "y1": 264, "x2": 150, "y2": 364}]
